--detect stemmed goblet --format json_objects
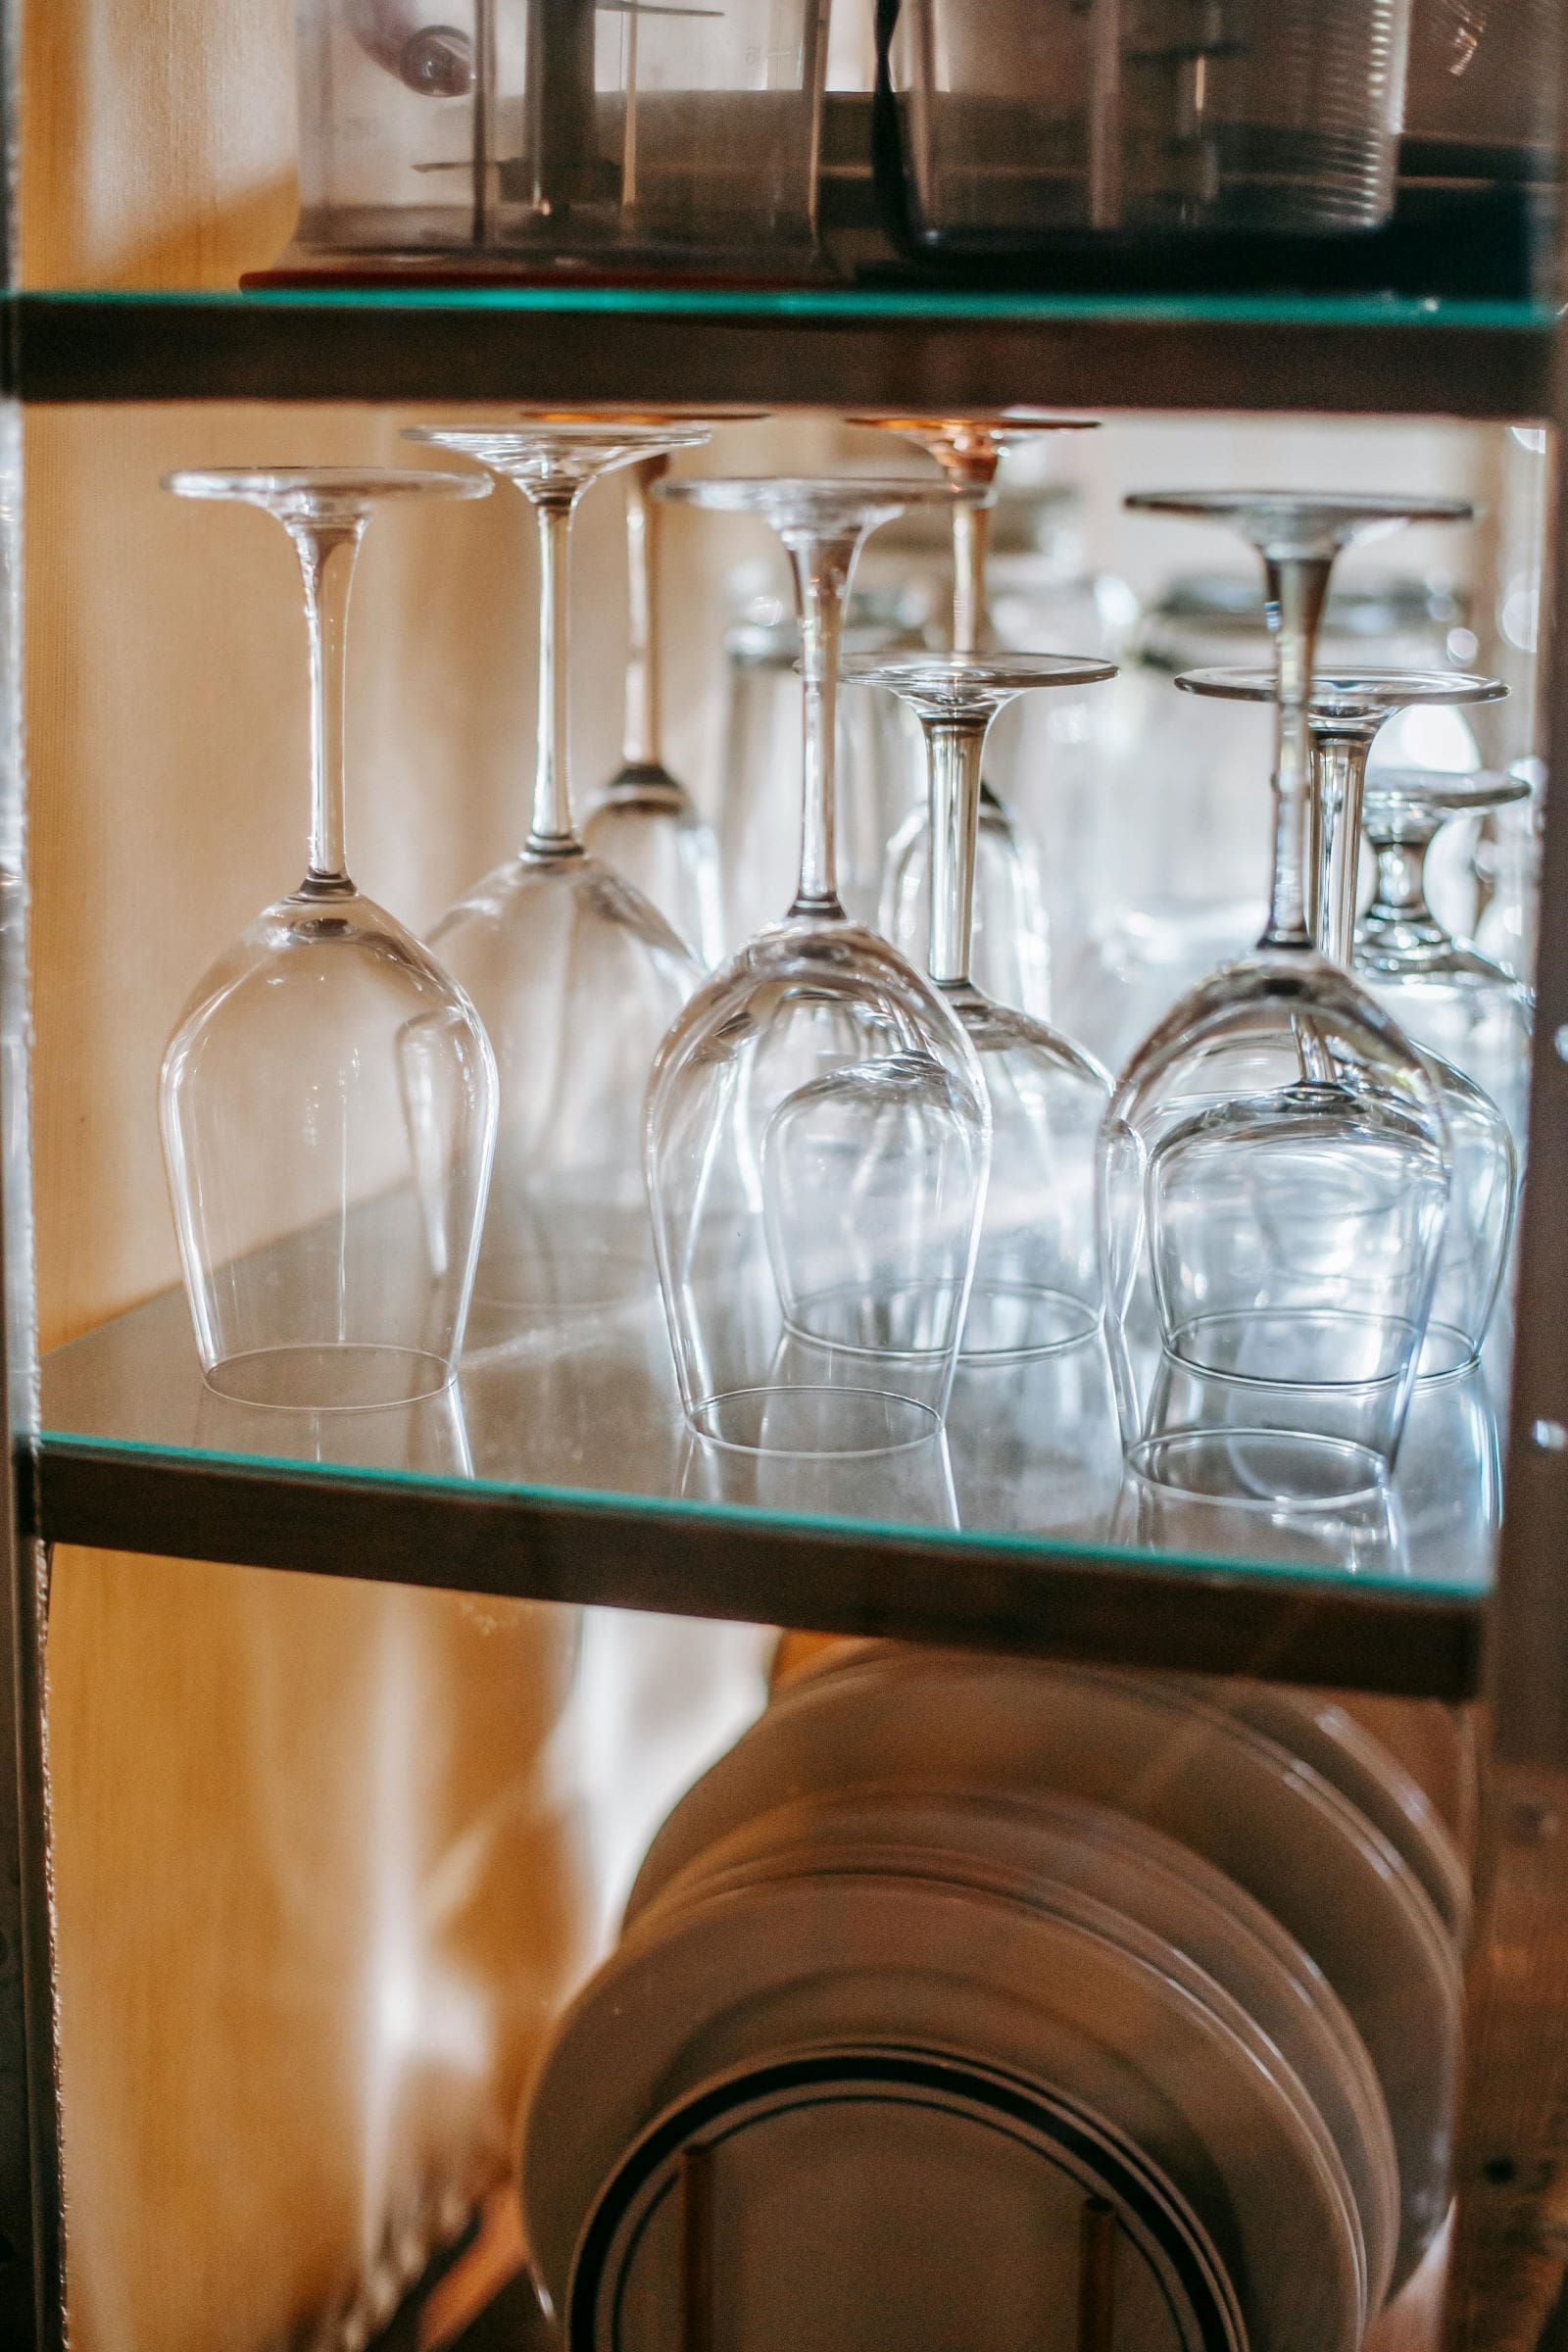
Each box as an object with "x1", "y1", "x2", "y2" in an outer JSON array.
[
  {"x1": 404, "y1": 419, "x2": 711, "y2": 1339},
  {"x1": 583, "y1": 424, "x2": 765, "y2": 963},
  {"x1": 646, "y1": 478, "x2": 991, "y2": 1454},
  {"x1": 855, "y1": 413, "x2": 1096, "y2": 1015},
  {"x1": 160, "y1": 468, "x2": 499, "y2": 1407},
  {"x1": 1175, "y1": 665, "x2": 1517, "y2": 1379},
  {"x1": 1357, "y1": 766, "x2": 1535, "y2": 1136},
  {"x1": 1102, "y1": 492, "x2": 1471, "y2": 1503},
  {"x1": 842, "y1": 653, "x2": 1117, "y2": 1361}
]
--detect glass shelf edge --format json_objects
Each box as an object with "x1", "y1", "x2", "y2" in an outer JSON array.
[
  {"x1": 31, "y1": 1424, "x2": 1493, "y2": 1607},
  {"x1": 12, "y1": 287, "x2": 1559, "y2": 329}
]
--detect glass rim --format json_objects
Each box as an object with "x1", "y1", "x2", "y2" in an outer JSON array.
[
  {"x1": 1361, "y1": 764, "x2": 1533, "y2": 813},
  {"x1": 404, "y1": 420, "x2": 713, "y2": 456},
  {"x1": 848, "y1": 409, "x2": 1099, "y2": 435},
  {"x1": 1173, "y1": 663, "x2": 1507, "y2": 711},
  {"x1": 840, "y1": 650, "x2": 1118, "y2": 696},
  {"x1": 657, "y1": 474, "x2": 963, "y2": 516},
  {"x1": 1126, "y1": 489, "x2": 1475, "y2": 526},
  {"x1": 164, "y1": 465, "x2": 492, "y2": 504}
]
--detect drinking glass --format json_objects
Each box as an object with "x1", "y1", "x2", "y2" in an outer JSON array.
[
  {"x1": 713, "y1": 564, "x2": 929, "y2": 947},
  {"x1": 646, "y1": 479, "x2": 992, "y2": 1453},
  {"x1": 583, "y1": 444, "x2": 731, "y2": 964},
  {"x1": 1358, "y1": 766, "x2": 1536, "y2": 1137},
  {"x1": 842, "y1": 653, "x2": 1116, "y2": 1362},
  {"x1": 1070, "y1": 567, "x2": 1478, "y2": 1068},
  {"x1": 856, "y1": 415, "x2": 1096, "y2": 1017},
  {"x1": 404, "y1": 420, "x2": 710, "y2": 1340},
  {"x1": 1102, "y1": 492, "x2": 1470, "y2": 1504},
  {"x1": 1175, "y1": 664, "x2": 1518, "y2": 1379},
  {"x1": 160, "y1": 467, "x2": 499, "y2": 1407}
]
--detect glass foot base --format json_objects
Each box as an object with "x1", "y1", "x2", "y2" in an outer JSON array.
[
  {"x1": 688, "y1": 1386, "x2": 943, "y2": 1457},
  {"x1": 1126, "y1": 1428, "x2": 1391, "y2": 1511},
  {"x1": 203, "y1": 1344, "x2": 453, "y2": 1410},
  {"x1": 960, "y1": 1284, "x2": 1102, "y2": 1364}
]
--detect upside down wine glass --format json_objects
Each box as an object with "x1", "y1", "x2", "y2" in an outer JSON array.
[
  {"x1": 1357, "y1": 766, "x2": 1535, "y2": 1139},
  {"x1": 160, "y1": 468, "x2": 499, "y2": 1407},
  {"x1": 1175, "y1": 664, "x2": 1517, "y2": 1379},
  {"x1": 843, "y1": 654, "x2": 1116, "y2": 1360},
  {"x1": 583, "y1": 432, "x2": 758, "y2": 965},
  {"x1": 1102, "y1": 492, "x2": 1471, "y2": 1504},
  {"x1": 405, "y1": 420, "x2": 710, "y2": 1340},
  {"x1": 646, "y1": 479, "x2": 991, "y2": 1455},
  {"x1": 857, "y1": 414, "x2": 1096, "y2": 1016}
]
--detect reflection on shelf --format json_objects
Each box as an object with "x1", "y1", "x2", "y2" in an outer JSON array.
[{"x1": 39, "y1": 1211, "x2": 1500, "y2": 1600}]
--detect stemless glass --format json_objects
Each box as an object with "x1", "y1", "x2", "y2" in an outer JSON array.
[
  {"x1": 646, "y1": 478, "x2": 992, "y2": 1454},
  {"x1": 160, "y1": 467, "x2": 499, "y2": 1408},
  {"x1": 842, "y1": 653, "x2": 1116, "y2": 1361},
  {"x1": 1358, "y1": 767, "x2": 1536, "y2": 1137},
  {"x1": 1175, "y1": 665, "x2": 1518, "y2": 1379},
  {"x1": 583, "y1": 427, "x2": 764, "y2": 966},
  {"x1": 857, "y1": 414, "x2": 1096, "y2": 1016},
  {"x1": 1102, "y1": 492, "x2": 1469, "y2": 1504},
  {"x1": 404, "y1": 419, "x2": 710, "y2": 1339}
]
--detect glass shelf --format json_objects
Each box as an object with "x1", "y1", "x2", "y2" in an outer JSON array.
[
  {"x1": 35, "y1": 1247, "x2": 1495, "y2": 1699},
  {"x1": 10, "y1": 288, "x2": 1553, "y2": 416}
]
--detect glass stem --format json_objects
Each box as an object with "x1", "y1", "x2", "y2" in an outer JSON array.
[
  {"x1": 291, "y1": 516, "x2": 367, "y2": 896},
  {"x1": 621, "y1": 454, "x2": 665, "y2": 771},
  {"x1": 1312, "y1": 730, "x2": 1373, "y2": 967},
  {"x1": 952, "y1": 497, "x2": 991, "y2": 658},
  {"x1": 783, "y1": 524, "x2": 862, "y2": 920},
  {"x1": 1259, "y1": 552, "x2": 1333, "y2": 952},
  {"x1": 924, "y1": 714, "x2": 986, "y2": 987},
  {"x1": 1363, "y1": 821, "x2": 1448, "y2": 949},
  {"x1": 528, "y1": 490, "x2": 581, "y2": 858}
]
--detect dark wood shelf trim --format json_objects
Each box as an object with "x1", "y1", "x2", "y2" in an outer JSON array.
[
  {"x1": 28, "y1": 1437, "x2": 1485, "y2": 1698},
  {"x1": 10, "y1": 292, "x2": 1551, "y2": 417}
]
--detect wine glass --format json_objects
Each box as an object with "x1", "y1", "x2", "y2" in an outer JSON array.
[
  {"x1": 1103, "y1": 491, "x2": 1470, "y2": 1504},
  {"x1": 646, "y1": 478, "x2": 992, "y2": 1454},
  {"x1": 713, "y1": 562, "x2": 930, "y2": 946},
  {"x1": 404, "y1": 419, "x2": 710, "y2": 1342},
  {"x1": 582, "y1": 425, "x2": 766, "y2": 964},
  {"x1": 1357, "y1": 766, "x2": 1535, "y2": 1136},
  {"x1": 1175, "y1": 665, "x2": 1517, "y2": 1380},
  {"x1": 855, "y1": 414, "x2": 1097, "y2": 1015},
  {"x1": 160, "y1": 467, "x2": 498, "y2": 1408},
  {"x1": 841, "y1": 653, "x2": 1117, "y2": 1362}
]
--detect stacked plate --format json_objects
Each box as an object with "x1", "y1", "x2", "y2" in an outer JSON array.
[{"x1": 522, "y1": 1648, "x2": 1468, "y2": 2352}]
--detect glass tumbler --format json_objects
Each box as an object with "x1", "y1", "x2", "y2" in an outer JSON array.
[
  {"x1": 284, "y1": 0, "x2": 831, "y2": 274},
  {"x1": 878, "y1": 0, "x2": 1417, "y2": 247}
]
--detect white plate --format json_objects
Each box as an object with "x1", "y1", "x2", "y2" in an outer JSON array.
[
  {"x1": 650, "y1": 1782, "x2": 1398, "y2": 2315},
  {"x1": 1163, "y1": 1679, "x2": 1469, "y2": 1941},
  {"x1": 626, "y1": 1647, "x2": 1459, "y2": 2289},
  {"x1": 666, "y1": 1841, "x2": 1368, "y2": 2320},
  {"x1": 571, "y1": 2044, "x2": 1249, "y2": 2352},
  {"x1": 525, "y1": 1871, "x2": 1365, "y2": 2352},
  {"x1": 1315, "y1": 1691, "x2": 1478, "y2": 1856}
]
